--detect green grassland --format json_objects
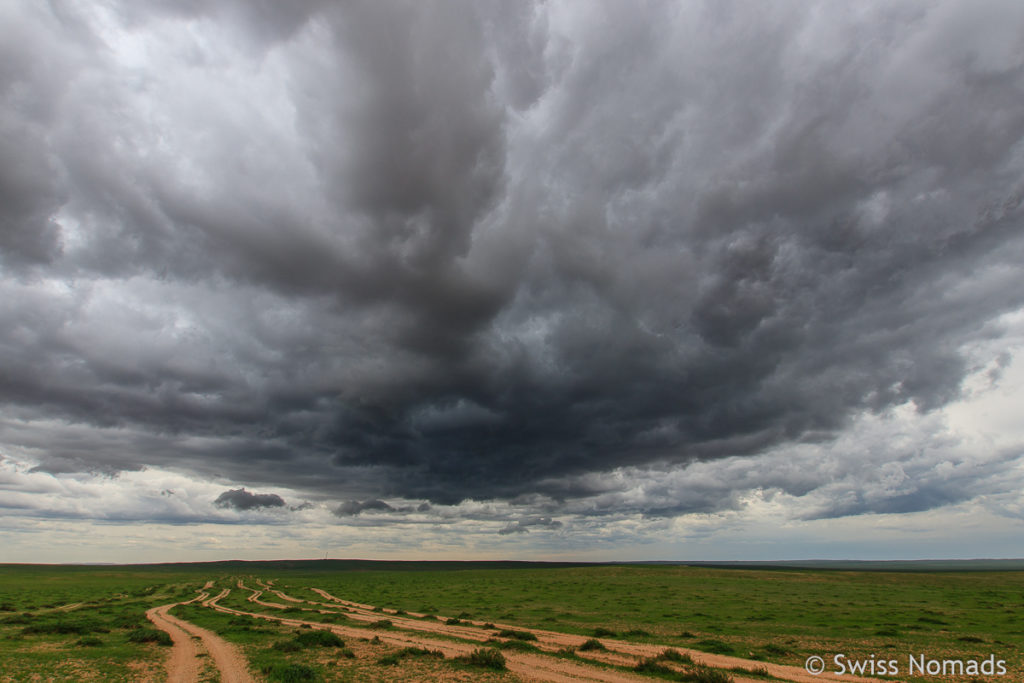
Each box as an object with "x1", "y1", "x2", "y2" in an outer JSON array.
[{"x1": 1, "y1": 561, "x2": 1022, "y2": 682}]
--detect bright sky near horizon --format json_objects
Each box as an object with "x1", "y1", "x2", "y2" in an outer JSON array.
[{"x1": 3, "y1": 1, "x2": 1024, "y2": 563}]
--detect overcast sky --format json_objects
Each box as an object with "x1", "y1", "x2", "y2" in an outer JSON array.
[{"x1": 3, "y1": 0, "x2": 1024, "y2": 563}]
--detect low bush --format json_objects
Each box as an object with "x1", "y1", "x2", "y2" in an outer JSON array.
[
  {"x1": 634, "y1": 657, "x2": 675, "y2": 675},
  {"x1": 273, "y1": 640, "x2": 302, "y2": 652},
  {"x1": 659, "y1": 648, "x2": 693, "y2": 664},
  {"x1": 294, "y1": 630, "x2": 344, "y2": 648},
  {"x1": 578, "y1": 638, "x2": 607, "y2": 652},
  {"x1": 498, "y1": 628, "x2": 537, "y2": 641},
  {"x1": 127, "y1": 628, "x2": 173, "y2": 646},
  {"x1": 681, "y1": 667, "x2": 734, "y2": 683},
  {"x1": 496, "y1": 640, "x2": 539, "y2": 652},
  {"x1": 592, "y1": 627, "x2": 617, "y2": 637},
  {"x1": 369, "y1": 619, "x2": 392, "y2": 629},
  {"x1": 459, "y1": 647, "x2": 506, "y2": 671}
]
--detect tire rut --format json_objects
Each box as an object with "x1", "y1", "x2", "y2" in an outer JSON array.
[{"x1": 146, "y1": 583, "x2": 254, "y2": 683}]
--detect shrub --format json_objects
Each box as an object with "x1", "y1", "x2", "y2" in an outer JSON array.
[
  {"x1": 659, "y1": 648, "x2": 693, "y2": 664},
  {"x1": 681, "y1": 667, "x2": 735, "y2": 683},
  {"x1": 262, "y1": 663, "x2": 321, "y2": 682},
  {"x1": 376, "y1": 654, "x2": 400, "y2": 666},
  {"x1": 370, "y1": 619, "x2": 392, "y2": 629},
  {"x1": 76, "y1": 636, "x2": 104, "y2": 647},
  {"x1": 634, "y1": 657, "x2": 675, "y2": 675},
  {"x1": 446, "y1": 617, "x2": 462, "y2": 625},
  {"x1": 578, "y1": 638, "x2": 607, "y2": 652},
  {"x1": 762, "y1": 643, "x2": 789, "y2": 656},
  {"x1": 112, "y1": 614, "x2": 144, "y2": 630},
  {"x1": 459, "y1": 647, "x2": 507, "y2": 671},
  {"x1": 626, "y1": 629, "x2": 651, "y2": 637},
  {"x1": 127, "y1": 628, "x2": 173, "y2": 646},
  {"x1": 592, "y1": 627, "x2": 617, "y2": 637},
  {"x1": 339, "y1": 648, "x2": 355, "y2": 659},
  {"x1": 498, "y1": 629, "x2": 537, "y2": 641},
  {"x1": 497, "y1": 640, "x2": 539, "y2": 652},
  {"x1": 294, "y1": 630, "x2": 344, "y2": 648},
  {"x1": 273, "y1": 640, "x2": 302, "y2": 652}
]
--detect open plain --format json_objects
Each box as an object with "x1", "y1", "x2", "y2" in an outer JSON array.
[{"x1": 1, "y1": 561, "x2": 1020, "y2": 682}]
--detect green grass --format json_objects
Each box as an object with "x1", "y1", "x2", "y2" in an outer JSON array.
[{"x1": 3, "y1": 561, "x2": 1024, "y2": 682}]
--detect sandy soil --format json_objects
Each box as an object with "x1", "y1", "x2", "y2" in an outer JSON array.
[{"x1": 146, "y1": 584, "x2": 254, "y2": 683}]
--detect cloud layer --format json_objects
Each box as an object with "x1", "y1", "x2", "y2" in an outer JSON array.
[{"x1": 2, "y1": 1, "x2": 1024, "y2": 545}]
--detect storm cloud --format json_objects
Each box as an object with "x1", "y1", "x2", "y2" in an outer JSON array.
[
  {"x1": 214, "y1": 488, "x2": 286, "y2": 511},
  {"x1": 2, "y1": 0, "x2": 1024, "y2": 529}
]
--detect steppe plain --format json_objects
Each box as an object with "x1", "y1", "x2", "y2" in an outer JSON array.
[{"x1": 1, "y1": 561, "x2": 1020, "y2": 682}]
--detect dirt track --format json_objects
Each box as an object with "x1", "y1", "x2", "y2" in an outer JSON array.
[
  {"x1": 214, "y1": 580, "x2": 893, "y2": 683},
  {"x1": 146, "y1": 582, "x2": 254, "y2": 683}
]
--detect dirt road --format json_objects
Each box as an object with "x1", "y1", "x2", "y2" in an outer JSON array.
[
  {"x1": 239, "y1": 583, "x2": 893, "y2": 683},
  {"x1": 219, "y1": 581, "x2": 879, "y2": 683},
  {"x1": 146, "y1": 583, "x2": 254, "y2": 683}
]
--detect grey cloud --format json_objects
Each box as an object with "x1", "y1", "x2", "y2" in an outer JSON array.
[
  {"x1": 334, "y1": 499, "x2": 394, "y2": 517},
  {"x1": 214, "y1": 488, "x2": 286, "y2": 511},
  {"x1": 2, "y1": 1, "x2": 1024, "y2": 521},
  {"x1": 498, "y1": 516, "x2": 563, "y2": 535}
]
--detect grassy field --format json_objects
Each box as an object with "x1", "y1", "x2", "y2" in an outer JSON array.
[{"x1": 1, "y1": 561, "x2": 1021, "y2": 682}]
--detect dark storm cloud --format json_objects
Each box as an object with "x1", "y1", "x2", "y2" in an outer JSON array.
[
  {"x1": 333, "y1": 499, "x2": 395, "y2": 517},
  {"x1": 2, "y1": 0, "x2": 1024, "y2": 519},
  {"x1": 214, "y1": 488, "x2": 286, "y2": 511}
]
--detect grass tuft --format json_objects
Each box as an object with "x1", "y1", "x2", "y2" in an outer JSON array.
[
  {"x1": 578, "y1": 638, "x2": 607, "y2": 652},
  {"x1": 498, "y1": 628, "x2": 537, "y2": 641},
  {"x1": 262, "y1": 662, "x2": 321, "y2": 682},
  {"x1": 694, "y1": 638, "x2": 735, "y2": 654},
  {"x1": 659, "y1": 648, "x2": 694, "y2": 664},
  {"x1": 293, "y1": 629, "x2": 344, "y2": 648},
  {"x1": 127, "y1": 627, "x2": 173, "y2": 646},
  {"x1": 458, "y1": 647, "x2": 507, "y2": 670}
]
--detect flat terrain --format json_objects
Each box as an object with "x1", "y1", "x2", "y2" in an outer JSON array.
[{"x1": 1, "y1": 561, "x2": 1021, "y2": 682}]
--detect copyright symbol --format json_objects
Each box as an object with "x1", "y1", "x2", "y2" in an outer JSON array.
[{"x1": 805, "y1": 655, "x2": 825, "y2": 675}]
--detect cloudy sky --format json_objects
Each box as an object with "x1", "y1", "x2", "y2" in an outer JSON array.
[{"x1": 3, "y1": 0, "x2": 1024, "y2": 563}]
